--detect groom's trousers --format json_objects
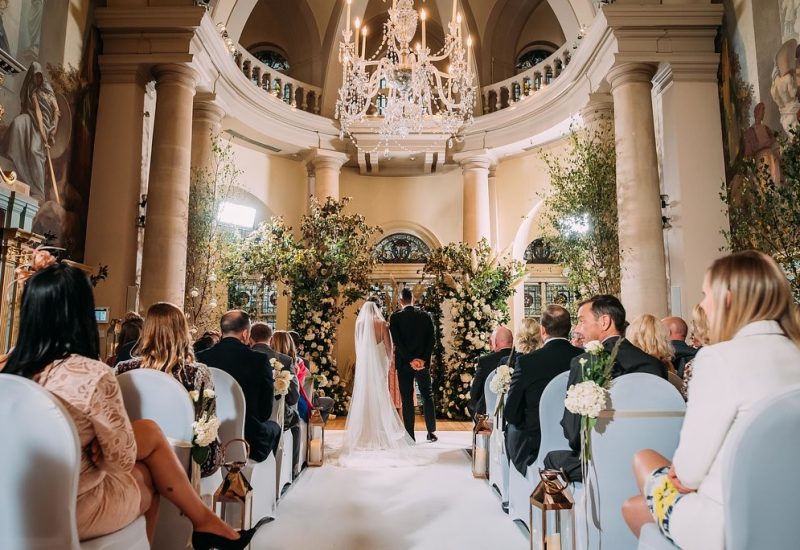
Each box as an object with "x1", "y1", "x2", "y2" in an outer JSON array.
[{"x1": 397, "y1": 366, "x2": 437, "y2": 439}]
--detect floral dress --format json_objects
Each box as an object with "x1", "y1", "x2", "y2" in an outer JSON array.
[
  {"x1": 115, "y1": 358, "x2": 223, "y2": 477},
  {"x1": 35, "y1": 355, "x2": 142, "y2": 540}
]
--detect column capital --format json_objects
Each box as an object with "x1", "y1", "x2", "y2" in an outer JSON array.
[
  {"x1": 98, "y1": 57, "x2": 150, "y2": 86},
  {"x1": 607, "y1": 63, "x2": 658, "y2": 92},
  {"x1": 581, "y1": 92, "x2": 614, "y2": 126},
  {"x1": 453, "y1": 150, "x2": 496, "y2": 172},
  {"x1": 193, "y1": 92, "x2": 226, "y2": 126},
  {"x1": 651, "y1": 57, "x2": 721, "y2": 94},
  {"x1": 305, "y1": 148, "x2": 349, "y2": 173},
  {"x1": 152, "y1": 63, "x2": 198, "y2": 93}
]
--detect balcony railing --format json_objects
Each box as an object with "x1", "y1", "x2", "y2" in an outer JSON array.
[
  {"x1": 481, "y1": 42, "x2": 572, "y2": 113},
  {"x1": 232, "y1": 47, "x2": 322, "y2": 114}
]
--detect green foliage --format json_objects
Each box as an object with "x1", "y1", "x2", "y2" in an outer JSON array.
[
  {"x1": 423, "y1": 240, "x2": 524, "y2": 419},
  {"x1": 540, "y1": 127, "x2": 620, "y2": 300},
  {"x1": 722, "y1": 126, "x2": 800, "y2": 301},
  {"x1": 185, "y1": 136, "x2": 241, "y2": 334},
  {"x1": 225, "y1": 197, "x2": 382, "y2": 414}
]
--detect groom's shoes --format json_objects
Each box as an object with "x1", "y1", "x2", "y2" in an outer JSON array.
[{"x1": 426, "y1": 432, "x2": 438, "y2": 442}]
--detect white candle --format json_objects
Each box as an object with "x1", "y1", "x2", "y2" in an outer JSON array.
[
  {"x1": 309, "y1": 440, "x2": 322, "y2": 463},
  {"x1": 354, "y1": 17, "x2": 360, "y2": 54},
  {"x1": 474, "y1": 447, "x2": 488, "y2": 474},
  {"x1": 456, "y1": 13, "x2": 462, "y2": 41},
  {"x1": 545, "y1": 534, "x2": 561, "y2": 550},
  {"x1": 346, "y1": 0, "x2": 351, "y2": 34},
  {"x1": 420, "y1": 9, "x2": 426, "y2": 49},
  {"x1": 452, "y1": 0, "x2": 457, "y2": 22},
  {"x1": 361, "y1": 26, "x2": 368, "y2": 59},
  {"x1": 467, "y1": 34, "x2": 472, "y2": 67}
]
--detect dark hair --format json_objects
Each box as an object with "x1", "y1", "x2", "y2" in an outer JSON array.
[
  {"x1": 250, "y1": 322, "x2": 273, "y2": 343},
  {"x1": 118, "y1": 317, "x2": 143, "y2": 348},
  {"x1": 220, "y1": 310, "x2": 250, "y2": 335},
  {"x1": 579, "y1": 294, "x2": 626, "y2": 332},
  {"x1": 193, "y1": 335, "x2": 216, "y2": 354},
  {"x1": 541, "y1": 304, "x2": 571, "y2": 338},
  {"x1": 5, "y1": 264, "x2": 100, "y2": 378},
  {"x1": 400, "y1": 288, "x2": 413, "y2": 303},
  {"x1": 288, "y1": 330, "x2": 302, "y2": 348}
]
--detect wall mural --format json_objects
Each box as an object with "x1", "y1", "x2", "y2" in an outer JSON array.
[{"x1": 0, "y1": 0, "x2": 100, "y2": 262}]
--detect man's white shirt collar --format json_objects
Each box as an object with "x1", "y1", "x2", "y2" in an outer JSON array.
[{"x1": 544, "y1": 337, "x2": 569, "y2": 344}]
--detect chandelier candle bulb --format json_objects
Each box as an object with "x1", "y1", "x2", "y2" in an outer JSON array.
[
  {"x1": 452, "y1": 0, "x2": 457, "y2": 21},
  {"x1": 354, "y1": 17, "x2": 360, "y2": 54},
  {"x1": 467, "y1": 35, "x2": 472, "y2": 67},
  {"x1": 346, "y1": 0, "x2": 351, "y2": 34},
  {"x1": 361, "y1": 26, "x2": 367, "y2": 59}
]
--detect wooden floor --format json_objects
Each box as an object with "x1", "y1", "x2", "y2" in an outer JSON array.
[{"x1": 326, "y1": 416, "x2": 473, "y2": 431}]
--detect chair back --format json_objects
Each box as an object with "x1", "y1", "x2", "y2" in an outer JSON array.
[
  {"x1": 0, "y1": 374, "x2": 81, "y2": 550},
  {"x1": 535, "y1": 370, "x2": 570, "y2": 468},
  {"x1": 302, "y1": 375, "x2": 314, "y2": 401},
  {"x1": 207, "y1": 367, "x2": 247, "y2": 462},
  {"x1": 724, "y1": 384, "x2": 800, "y2": 550},
  {"x1": 117, "y1": 369, "x2": 194, "y2": 441},
  {"x1": 484, "y1": 371, "x2": 498, "y2": 418},
  {"x1": 584, "y1": 373, "x2": 686, "y2": 549}
]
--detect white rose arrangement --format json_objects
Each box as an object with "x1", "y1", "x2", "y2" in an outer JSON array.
[
  {"x1": 490, "y1": 363, "x2": 514, "y2": 420},
  {"x1": 190, "y1": 383, "x2": 219, "y2": 466}
]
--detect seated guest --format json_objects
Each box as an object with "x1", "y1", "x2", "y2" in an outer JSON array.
[
  {"x1": 271, "y1": 331, "x2": 309, "y2": 476},
  {"x1": 623, "y1": 251, "x2": 800, "y2": 549},
  {"x1": 628, "y1": 314, "x2": 676, "y2": 373},
  {"x1": 107, "y1": 312, "x2": 143, "y2": 367},
  {"x1": 193, "y1": 334, "x2": 216, "y2": 354},
  {"x1": 198, "y1": 311, "x2": 281, "y2": 462},
  {"x1": 3, "y1": 264, "x2": 257, "y2": 548},
  {"x1": 544, "y1": 295, "x2": 666, "y2": 481},
  {"x1": 681, "y1": 304, "x2": 710, "y2": 400},
  {"x1": 116, "y1": 302, "x2": 222, "y2": 478},
  {"x1": 661, "y1": 315, "x2": 697, "y2": 377},
  {"x1": 468, "y1": 325, "x2": 513, "y2": 420},
  {"x1": 289, "y1": 330, "x2": 335, "y2": 421},
  {"x1": 505, "y1": 306, "x2": 582, "y2": 476}
]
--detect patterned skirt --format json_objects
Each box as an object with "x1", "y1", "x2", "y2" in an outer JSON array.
[{"x1": 644, "y1": 466, "x2": 686, "y2": 543}]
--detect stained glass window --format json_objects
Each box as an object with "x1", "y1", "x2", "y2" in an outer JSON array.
[
  {"x1": 524, "y1": 283, "x2": 543, "y2": 319},
  {"x1": 516, "y1": 49, "x2": 552, "y2": 73},
  {"x1": 546, "y1": 283, "x2": 573, "y2": 307},
  {"x1": 524, "y1": 238, "x2": 555, "y2": 264},
  {"x1": 253, "y1": 50, "x2": 290, "y2": 72},
  {"x1": 375, "y1": 233, "x2": 431, "y2": 264},
  {"x1": 227, "y1": 279, "x2": 277, "y2": 326}
]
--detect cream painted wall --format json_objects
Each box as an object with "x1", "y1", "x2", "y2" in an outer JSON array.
[{"x1": 516, "y1": 1, "x2": 566, "y2": 54}]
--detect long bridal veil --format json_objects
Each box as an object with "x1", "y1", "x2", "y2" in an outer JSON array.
[{"x1": 337, "y1": 301, "x2": 430, "y2": 468}]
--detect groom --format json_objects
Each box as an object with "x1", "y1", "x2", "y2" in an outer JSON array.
[{"x1": 389, "y1": 288, "x2": 438, "y2": 442}]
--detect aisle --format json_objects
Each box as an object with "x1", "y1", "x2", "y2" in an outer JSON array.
[{"x1": 249, "y1": 431, "x2": 528, "y2": 550}]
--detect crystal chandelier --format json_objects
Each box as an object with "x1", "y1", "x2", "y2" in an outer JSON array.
[{"x1": 335, "y1": 0, "x2": 476, "y2": 148}]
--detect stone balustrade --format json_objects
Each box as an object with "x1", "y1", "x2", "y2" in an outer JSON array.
[
  {"x1": 232, "y1": 47, "x2": 322, "y2": 114},
  {"x1": 481, "y1": 43, "x2": 572, "y2": 113}
]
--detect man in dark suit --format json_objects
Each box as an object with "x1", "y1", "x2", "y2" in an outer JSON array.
[
  {"x1": 505, "y1": 305, "x2": 583, "y2": 476},
  {"x1": 197, "y1": 310, "x2": 281, "y2": 462},
  {"x1": 544, "y1": 295, "x2": 667, "y2": 481},
  {"x1": 389, "y1": 288, "x2": 437, "y2": 441},
  {"x1": 662, "y1": 316, "x2": 697, "y2": 377},
  {"x1": 468, "y1": 326, "x2": 513, "y2": 420}
]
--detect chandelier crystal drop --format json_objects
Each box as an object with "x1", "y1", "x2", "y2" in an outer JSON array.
[{"x1": 336, "y1": 0, "x2": 476, "y2": 148}]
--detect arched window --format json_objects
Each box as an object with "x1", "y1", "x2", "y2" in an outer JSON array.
[
  {"x1": 252, "y1": 49, "x2": 290, "y2": 73},
  {"x1": 227, "y1": 279, "x2": 278, "y2": 327},
  {"x1": 523, "y1": 238, "x2": 555, "y2": 264},
  {"x1": 374, "y1": 233, "x2": 431, "y2": 263},
  {"x1": 516, "y1": 49, "x2": 552, "y2": 73}
]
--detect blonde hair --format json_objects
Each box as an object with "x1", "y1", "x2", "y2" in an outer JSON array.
[
  {"x1": 138, "y1": 302, "x2": 195, "y2": 375},
  {"x1": 515, "y1": 318, "x2": 542, "y2": 354},
  {"x1": 689, "y1": 303, "x2": 710, "y2": 347},
  {"x1": 705, "y1": 250, "x2": 800, "y2": 345},
  {"x1": 271, "y1": 331, "x2": 297, "y2": 361},
  {"x1": 627, "y1": 314, "x2": 675, "y2": 366}
]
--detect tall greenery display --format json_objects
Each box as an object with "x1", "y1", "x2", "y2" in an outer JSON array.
[
  {"x1": 722, "y1": 126, "x2": 800, "y2": 301},
  {"x1": 224, "y1": 197, "x2": 382, "y2": 414},
  {"x1": 185, "y1": 136, "x2": 240, "y2": 334},
  {"x1": 541, "y1": 127, "x2": 620, "y2": 300},
  {"x1": 423, "y1": 240, "x2": 523, "y2": 419}
]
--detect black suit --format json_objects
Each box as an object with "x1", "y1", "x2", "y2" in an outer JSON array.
[
  {"x1": 389, "y1": 305, "x2": 437, "y2": 438},
  {"x1": 468, "y1": 347, "x2": 512, "y2": 420},
  {"x1": 504, "y1": 339, "x2": 583, "y2": 475},
  {"x1": 671, "y1": 340, "x2": 697, "y2": 378},
  {"x1": 544, "y1": 336, "x2": 667, "y2": 481},
  {"x1": 197, "y1": 337, "x2": 281, "y2": 462}
]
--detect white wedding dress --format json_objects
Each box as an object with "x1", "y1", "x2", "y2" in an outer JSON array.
[{"x1": 336, "y1": 302, "x2": 430, "y2": 468}]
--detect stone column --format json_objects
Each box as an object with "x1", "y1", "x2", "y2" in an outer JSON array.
[
  {"x1": 455, "y1": 152, "x2": 494, "y2": 247},
  {"x1": 305, "y1": 149, "x2": 348, "y2": 201},
  {"x1": 139, "y1": 64, "x2": 197, "y2": 311},
  {"x1": 84, "y1": 61, "x2": 149, "y2": 321},
  {"x1": 653, "y1": 62, "x2": 728, "y2": 316},
  {"x1": 581, "y1": 92, "x2": 614, "y2": 134},
  {"x1": 608, "y1": 63, "x2": 668, "y2": 319},
  {"x1": 191, "y1": 93, "x2": 225, "y2": 173},
  {"x1": 305, "y1": 163, "x2": 316, "y2": 212}
]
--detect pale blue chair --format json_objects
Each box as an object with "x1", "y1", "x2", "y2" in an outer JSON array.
[
  {"x1": 484, "y1": 371, "x2": 510, "y2": 502},
  {"x1": 574, "y1": 373, "x2": 686, "y2": 550},
  {"x1": 508, "y1": 370, "x2": 571, "y2": 529},
  {"x1": 638, "y1": 383, "x2": 800, "y2": 550}
]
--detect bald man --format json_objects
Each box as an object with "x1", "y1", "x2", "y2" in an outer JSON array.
[
  {"x1": 662, "y1": 316, "x2": 697, "y2": 377},
  {"x1": 468, "y1": 326, "x2": 514, "y2": 421}
]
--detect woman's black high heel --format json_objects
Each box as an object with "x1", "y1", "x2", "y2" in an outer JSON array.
[{"x1": 191, "y1": 526, "x2": 257, "y2": 550}]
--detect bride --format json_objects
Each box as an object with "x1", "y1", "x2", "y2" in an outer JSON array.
[{"x1": 337, "y1": 300, "x2": 429, "y2": 468}]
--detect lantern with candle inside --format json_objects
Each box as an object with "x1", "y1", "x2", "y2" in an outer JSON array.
[
  {"x1": 471, "y1": 414, "x2": 492, "y2": 478},
  {"x1": 213, "y1": 439, "x2": 254, "y2": 530},
  {"x1": 307, "y1": 408, "x2": 325, "y2": 466},
  {"x1": 529, "y1": 468, "x2": 575, "y2": 550}
]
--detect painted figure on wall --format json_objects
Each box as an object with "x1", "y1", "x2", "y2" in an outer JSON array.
[
  {"x1": 743, "y1": 102, "x2": 782, "y2": 185},
  {"x1": 0, "y1": 62, "x2": 60, "y2": 202}
]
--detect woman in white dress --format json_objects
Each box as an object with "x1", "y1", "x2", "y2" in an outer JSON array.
[{"x1": 337, "y1": 300, "x2": 429, "y2": 468}]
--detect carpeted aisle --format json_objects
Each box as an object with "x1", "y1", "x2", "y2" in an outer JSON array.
[{"x1": 249, "y1": 431, "x2": 528, "y2": 550}]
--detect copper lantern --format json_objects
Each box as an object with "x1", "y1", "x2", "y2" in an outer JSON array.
[
  {"x1": 307, "y1": 408, "x2": 325, "y2": 466},
  {"x1": 529, "y1": 468, "x2": 575, "y2": 550},
  {"x1": 472, "y1": 414, "x2": 492, "y2": 478}
]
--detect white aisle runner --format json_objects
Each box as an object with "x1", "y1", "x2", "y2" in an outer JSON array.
[{"x1": 249, "y1": 431, "x2": 528, "y2": 550}]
